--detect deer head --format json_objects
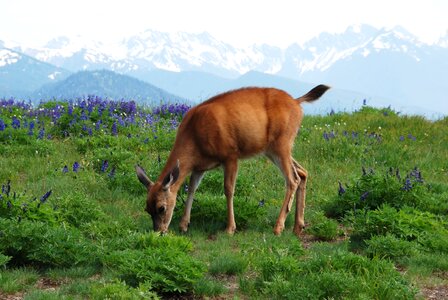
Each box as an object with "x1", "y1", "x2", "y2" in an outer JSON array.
[{"x1": 135, "y1": 161, "x2": 180, "y2": 233}]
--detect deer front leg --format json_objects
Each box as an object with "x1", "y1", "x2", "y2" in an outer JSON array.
[
  {"x1": 179, "y1": 170, "x2": 205, "y2": 233},
  {"x1": 224, "y1": 159, "x2": 238, "y2": 235}
]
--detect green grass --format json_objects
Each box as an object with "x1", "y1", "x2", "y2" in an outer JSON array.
[{"x1": 1, "y1": 101, "x2": 447, "y2": 298}]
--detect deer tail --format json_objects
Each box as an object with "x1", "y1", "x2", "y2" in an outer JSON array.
[{"x1": 297, "y1": 84, "x2": 330, "y2": 103}]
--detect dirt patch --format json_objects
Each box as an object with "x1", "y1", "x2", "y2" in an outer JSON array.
[
  {"x1": 420, "y1": 285, "x2": 448, "y2": 299},
  {"x1": 0, "y1": 292, "x2": 23, "y2": 300}
]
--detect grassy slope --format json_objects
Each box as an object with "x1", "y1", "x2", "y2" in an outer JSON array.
[{"x1": 0, "y1": 102, "x2": 447, "y2": 299}]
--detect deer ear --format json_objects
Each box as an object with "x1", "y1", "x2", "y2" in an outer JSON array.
[
  {"x1": 135, "y1": 165, "x2": 153, "y2": 188},
  {"x1": 162, "y1": 160, "x2": 180, "y2": 190}
]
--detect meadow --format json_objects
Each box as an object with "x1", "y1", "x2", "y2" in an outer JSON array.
[{"x1": 0, "y1": 96, "x2": 447, "y2": 299}]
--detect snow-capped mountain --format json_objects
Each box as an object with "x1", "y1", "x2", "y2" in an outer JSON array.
[
  {"x1": 1, "y1": 24, "x2": 447, "y2": 115},
  {"x1": 0, "y1": 47, "x2": 70, "y2": 97}
]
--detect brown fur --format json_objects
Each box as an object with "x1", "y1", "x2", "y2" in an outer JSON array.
[{"x1": 136, "y1": 84, "x2": 330, "y2": 235}]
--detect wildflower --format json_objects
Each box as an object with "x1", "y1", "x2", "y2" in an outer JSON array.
[
  {"x1": 108, "y1": 167, "x2": 116, "y2": 178},
  {"x1": 258, "y1": 199, "x2": 265, "y2": 207},
  {"x1": 329, "y1": 109, "x2": 335, "y2": 116},
  {"x1": 111, "y1": 122, "x2": 118, "y2": 136},
  {"x1": 11, "y1": 116, "x2": 20, "y2": 129},
  {"x1": 0, "y1": 118, "x2": 6, "y2": 131},
  {"x1": 2, "y1": 180, "x2": 11, "y2": 197},
  {"x1": 408, "y1": 134, "x2": 416, "y2": 141},
  {"x1": 396, "y1": 168, "x2": 401, "y2": 181},
  {"x1": 402, "y1": 178, "x2": 412, "y2": 191},
  {"x1": 38, "y1": 128, "x2": 45, "y2": 139},
  {"x1": 338, "y1": 181, "x2": 346, "y2": 196},
  {"x1": 62, "y1": 165, "x2": 69, "y2": 173},
  {"x1": 363, "y1": 99, "x2": 367, "y2": 106},
  {"x1": 101, "y1": 160, "x2": 109, "y2": 172},
  {"x1": 7, "y1": 201, "x2": 12, "y2": 209},
  {"x1": 73, "y1": 162, "x2": 80, "y2": 172},
  {"x1": 399, "y1": 136, "x2": 404, "y2": 141},
  {"x1": 323, "y1": 132, "x2": 329, "y2": 141},
  {"x1": 40, "y1": 190, "x2": 52, "y2": 203},
  {"x1": 360, "y1": 191, "x2": 369, "y2": 201}
]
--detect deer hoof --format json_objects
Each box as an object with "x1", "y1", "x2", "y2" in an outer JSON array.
[
  {"x1": 273, "y1": 224, "x2": 284, "y2": 236},
  {"x1": 179, "y1": 221, "x2": 190, "y2": 233},
  {"x1": 293, "y1": 224, "x2": 305, "y2": 236},
  {"x1": 225, "y1": 225, "x2": 236, "y2": 235}
]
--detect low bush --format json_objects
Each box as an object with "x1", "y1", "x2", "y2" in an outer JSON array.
[
  {"x1": 324, "y1": 167, "x2": 442, "y2": 219},
  {"x1": 0, "y1": 219, "x2": 97, "y2": 268},
  {"x1": 102, "y1": 233, "x2": 205, "y2": 294},
  {"x1": 305, "y1": 211, "x2": 342, "y2": 241},
  {"x1": 365, "y1": 234, "x2": 420, "y2": 261},
  {"x1": 244, "y1": 242, "x2": 416, "y2": 299}
]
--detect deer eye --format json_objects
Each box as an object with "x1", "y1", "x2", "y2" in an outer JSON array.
[{"x1": 157, "y1": 206, "x2": 166, "y2": 214}]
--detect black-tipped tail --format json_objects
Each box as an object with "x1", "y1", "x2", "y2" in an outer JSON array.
[{"x1": 297, "y1": 84, "x2": 330, "y2": 103}]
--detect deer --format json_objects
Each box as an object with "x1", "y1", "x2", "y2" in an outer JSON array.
[{"x1": 136, "y1": 84, "x2": 330, "y2": 236}]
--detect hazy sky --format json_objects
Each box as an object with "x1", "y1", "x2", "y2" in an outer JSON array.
[{"x1": 1, "y1": 0, "x2": 447, "y2": 47}]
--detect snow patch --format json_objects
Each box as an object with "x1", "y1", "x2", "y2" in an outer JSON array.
[{"x1": 0, "y1": 49, "x2": 20, "y2": 67}]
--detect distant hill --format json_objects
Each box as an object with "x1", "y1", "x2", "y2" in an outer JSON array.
[
  {"x1": 32, "y1": 70, "x2": 188, "y2": 105},
  {"x1": 0, "y1": 48, "x2": 69, "y2": 98}
]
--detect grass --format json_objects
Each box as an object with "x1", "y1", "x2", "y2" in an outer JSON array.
[{"x1": 0, "y1": 99, "x2": 447, "y2": 298}]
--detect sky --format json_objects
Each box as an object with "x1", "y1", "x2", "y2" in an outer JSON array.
[{"x1": 1, "y1": 0, "x2": 447, "y2": 47}]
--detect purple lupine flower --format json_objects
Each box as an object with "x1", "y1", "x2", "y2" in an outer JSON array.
[
  {"x1": 363, "y1": 99, "x2": 367, "y2": 106},
  {"x1": 329, "y1": 109, "x2": 335, "y2": 116},
  {"x1": 111, "y1": 122, "x2": 118, "y2": 136},
  {"x1": 0, "y1": 119, "x2": 6, "y2": 131},
  {"x1": 108, "y1": 167, "x2": 116, "y2": 178},
  {"x1": 11, "y1": 116, "x2": 20, "y2": 129},
  {"x1": 408, "y1": 134, "x2": 416, "y2": 141},
  {"x1": 73, "y1": 162, "x2": 80, "y2": 172},
  {"x1": 40, "y1": 190, "x2": 52, "y2": 203},
  {"x1": 323, "y1": 132, "x2": 329, "y2": 141},
  {"x1": 399, "y1": 136, "x2": 405, "y2": 141},
  {"x1": 338, "y1": 181, "x2": 346, "y2": 196},
  {"x1": 258, "y1": 199, "x2": 265, "y2": 207},
  {"x1": 360, "y1": 191, "x2": 369, "y2": 201},
  {"x1": 28, "y1": 121, "x2": 35, "y2": 136},
  {"x1": 101, "y1": 160, "x2": 109, "y2": 172},
  {"x1": 2, "y1": 180, "x2": 11, "y2": 197},
  {"x1": 402, "y1": 178, "x2": 412, "y2": 191},
  {"x1": 38, "y1": 128, "x2": 45, "y2": 139},
  {"x1": 62, "y1": 165, "x2": 69, "y2": 173}
]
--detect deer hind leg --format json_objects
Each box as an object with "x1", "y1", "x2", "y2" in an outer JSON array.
[
  {"x1": 179, "y1": 170, "x2": 205, "y2": 233},
  {"x1": 224, "y1": 159, "x2": 238, "y2": 235},
  {"x1": 292, "y1": 159, "x2": 307, "y2": 236},
  {"x1": 269, "y1": 152, "x2": 301, "y2": 236}
]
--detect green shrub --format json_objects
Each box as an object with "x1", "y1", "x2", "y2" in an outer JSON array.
[
  {"x1": 57, "y1": 193, "x2": 105, "y2": 227},
  {"x1": 349, "y1": 205, "x2": 448, "y2": 250},
  {"x1": 324, "y1": 167, "x2": 439, "y2": 219},
  {"x1": 244, "y1": 242, "x2": 416, "y2": 299},
  {"x1": 0, "y1": 219, "x2": 97, "y2": 267},
  {"x1": 306, "y1": 211, "x2": 341, "y2": 241},
  {"x1": 365, "y1": 234, "x2": 420, "y2": 260},
  {"x1": 102, "y1": 233, "x2": 205, "y2": 294},
  {"x1": 90, "y1": 280, "x2": 159, "y2": 300},
  {"x1": 0, "y1": 181, "x2": 58, "y2": 224},
  {"x1": 0, "y1": 254, "x2": 11, "y2": 268}
]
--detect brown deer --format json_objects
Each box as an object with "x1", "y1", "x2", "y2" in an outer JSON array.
[{"x1": 136, "y1": 84, "x2": 329, "y2": 236}]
